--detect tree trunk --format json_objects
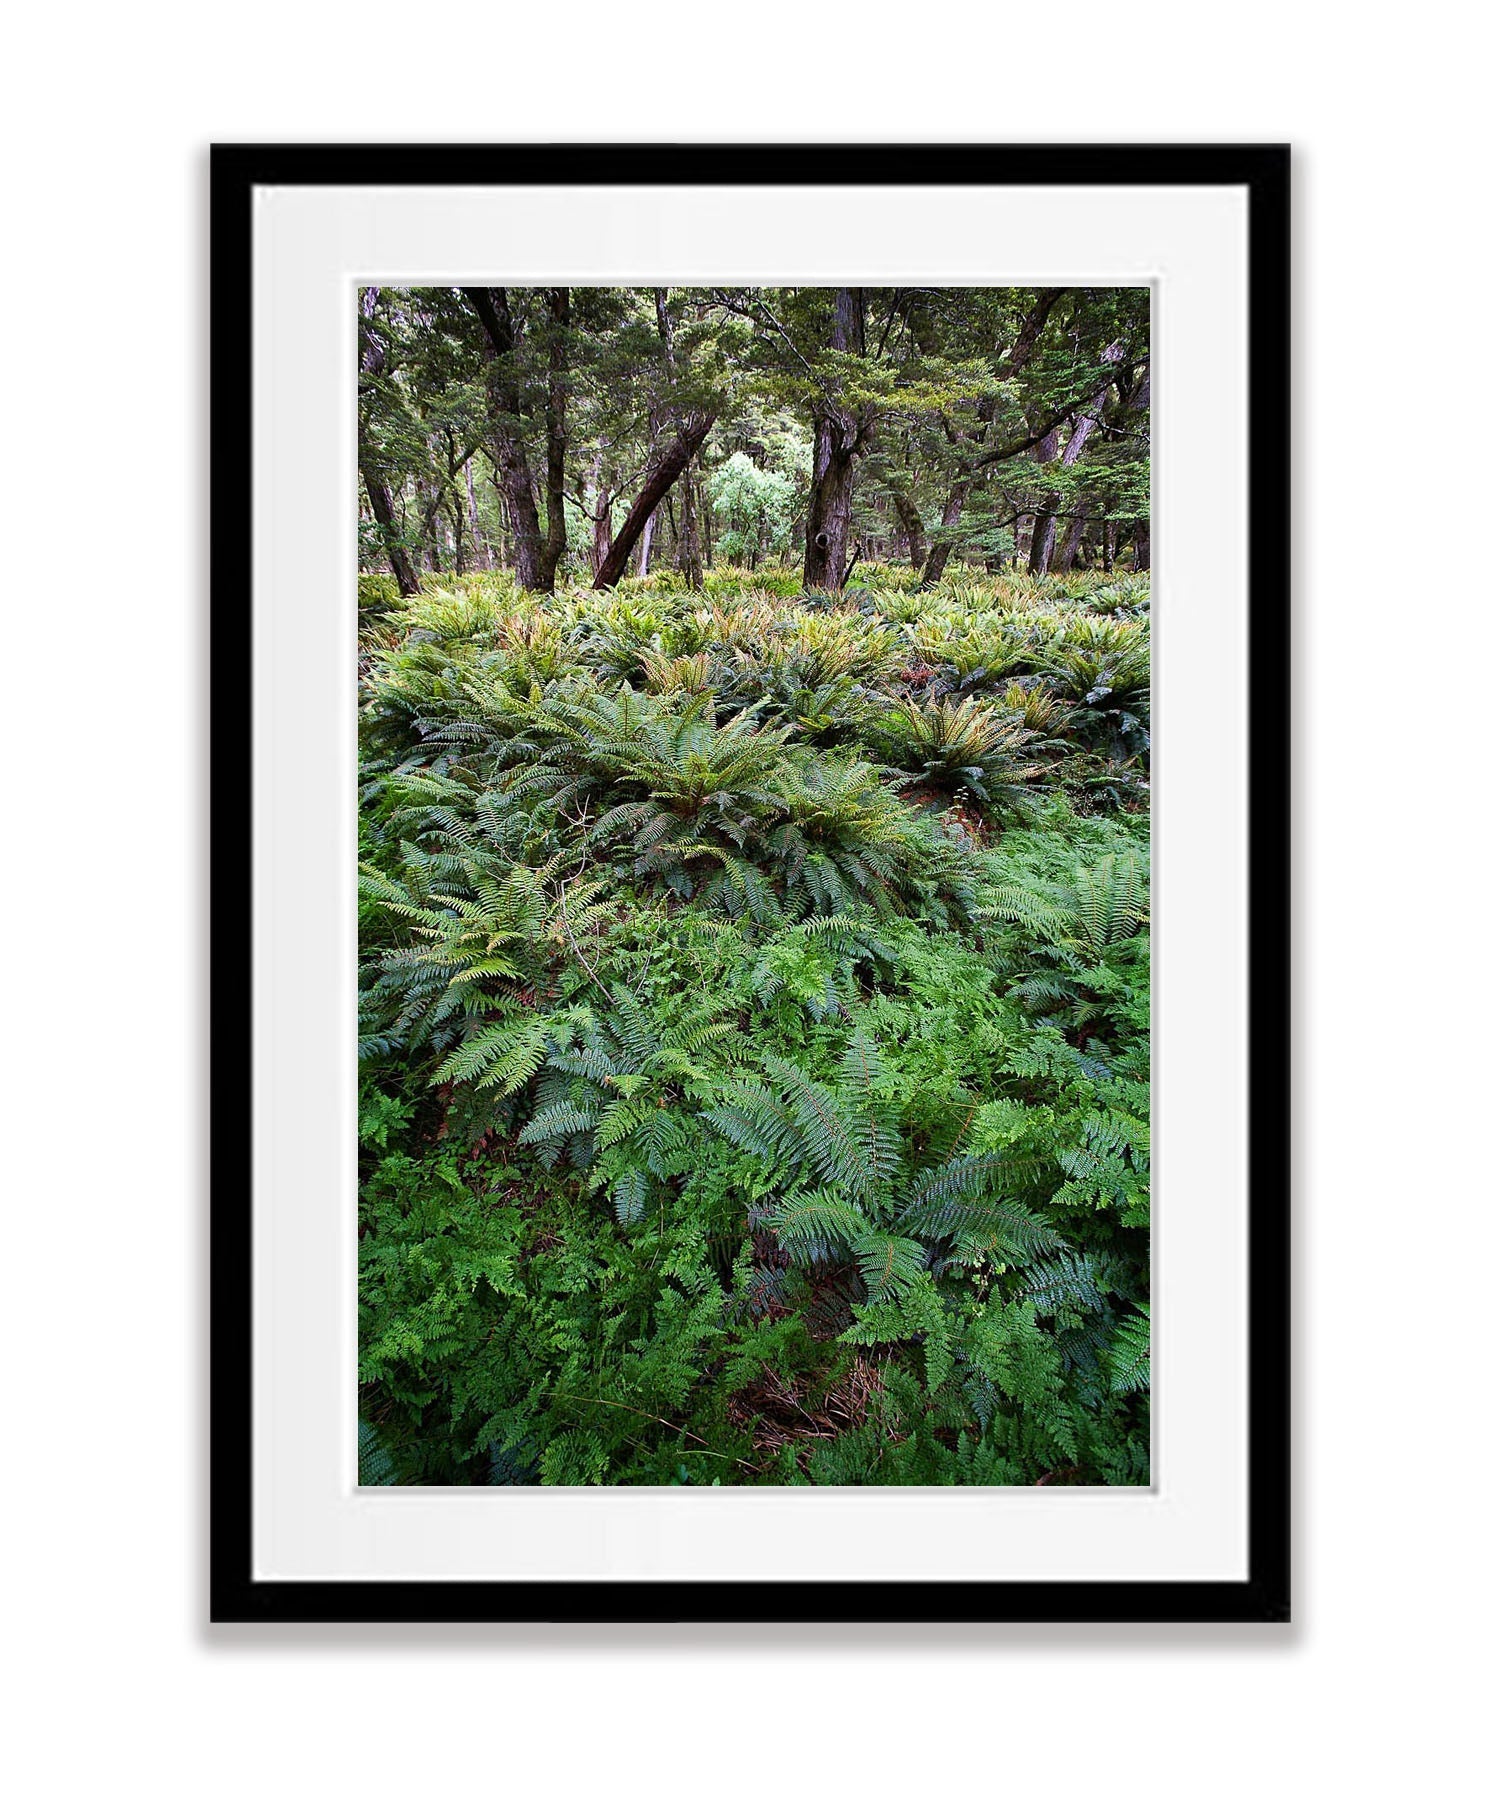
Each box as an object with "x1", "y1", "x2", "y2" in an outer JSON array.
[
  {"x1": 1042, "y1": 350, "x2": 1120, "y2": 572},
  {"x1": 537, "y1": 287, "x2": 570, "y2": 588},
  {"x1": 651, "y1": 289, "x2": 705, "y2": 589},
  {"x1": 416, "y1": 480, "x2": 448, "y2": 574},
  {"x1": 359, "y1": 461, "x2": 421, "y2": 597},
  {"x1": 1027, "y1": 426, "x2": 1065, "y2": 575},
  {"x1": 1057, "y1": 513, "x2": 1089, "y2": 571},
  {"x1": 465, "y1": 459, "x2": 492, "y2": 570},
  {"x1": 357, "y1": 288, "x2": 422, "y2": 598},
  {"x1": 463, "y1": 287, "x2": 549, "y2": 590},
  {"x1": 586, "y1": 449, "x2": 614, "y2": 580},
  {"x1": 919, "y1": 289, "x2": 1064, "y2": 588},
  {"x1": 637, "y1": 509, "x2": 656, "y2": 576},
  {"x1": 803, "y1": 438, "x2": 857, "y2": 589},
  {"x1": 1125, "y1": 361, "x2": 1151, "y2": 573},
  {"x1": 802, "y1": 288, "x2": 865, "y2": 591},
  {"x1": 920, "y1": 486, "x2": 967, "y2": 587},
  {"x1": 676, "y1": 457, "x2": 704, "y2": 587},
  {"x1": 590, "y1": 507, "x2": 613, "y2": 580},
  {"x1": 887, "y1": 482, "x2": 926, "y2": 570},
  {"x1": 593, "y1": 412, "x2": 717, "y2": 589}
]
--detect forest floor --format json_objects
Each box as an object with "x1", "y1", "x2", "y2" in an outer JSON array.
[{"x1": 356, "y1": 563, "x2": 1152, "y2": 1487}]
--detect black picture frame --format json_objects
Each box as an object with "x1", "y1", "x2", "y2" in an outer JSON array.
[{"x1": 210, "y1": 142, "x2": 1290, "y2": 1626}]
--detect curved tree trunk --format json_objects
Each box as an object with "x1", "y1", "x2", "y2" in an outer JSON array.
[{"x1": 593, "y1": 411, "x2": 716, "y2": 589}]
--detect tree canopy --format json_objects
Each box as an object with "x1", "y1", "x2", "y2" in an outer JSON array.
[{"x1": 358, "y1": 286, "x2": 1150, "y2": 595}]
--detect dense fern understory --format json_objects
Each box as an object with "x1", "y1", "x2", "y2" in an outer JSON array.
[{"x1": 358, "y1": 562, "x2": 1150, "y2": 1486}]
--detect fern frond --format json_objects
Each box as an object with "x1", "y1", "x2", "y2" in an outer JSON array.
[
  {"x1": 854, "y1": 1232, "x2": 927, "y2": 1302},
  {"x1": 764, "y1": 1188, "x2": 869, "y2": 1263},
  {"x1": 1109, "y1": 1304, "x2": 1151, "y2": 1393},
  {"x1": 1019, "y1": 1251, "x2": 1112, "y2": 1316},
  {"x1": 518, "y1": 1099, "x2": 600, "y2": 1145}
]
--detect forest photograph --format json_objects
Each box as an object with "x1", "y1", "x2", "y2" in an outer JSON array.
[{"x1": 356, "y1": 283, "x2": 1152, "y2": 1488}]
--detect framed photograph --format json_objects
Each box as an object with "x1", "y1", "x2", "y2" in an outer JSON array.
[{"x1": 211, "y1": 143, "x2": 1289, "y2": 1623}]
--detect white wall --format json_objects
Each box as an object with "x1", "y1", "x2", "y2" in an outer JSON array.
[{"x1": 5, "y1": 4, "x2": 1493, "y2": 1795}]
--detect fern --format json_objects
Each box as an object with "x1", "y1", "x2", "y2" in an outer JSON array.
[
  {"x1": 358, "y1": 559, "x2": 1152, "y2": 1487},
  {"x1": 872, "y1": 693, "x2": 1046, "y2": 819},
  {"x1": 357, "y1": 1417, "x2": 400, "y2": 1486},
  {"x1": 1109, "y1": 1304, "x2": 1151, "y2": 1394}
]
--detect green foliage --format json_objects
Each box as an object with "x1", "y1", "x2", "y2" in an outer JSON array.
[
  {"x1": 707, "y1": 449, "x2": 803, "y2": 566},
  {"x1": 358, "y1": 564, "x2": 1150, "y2": 1486},
  {"x1": 358, "y1": 572, "x2": 400, "y2": 615},
  {"x1": 872, "y1": 693, "x2": 1046, "y2": 819}
]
